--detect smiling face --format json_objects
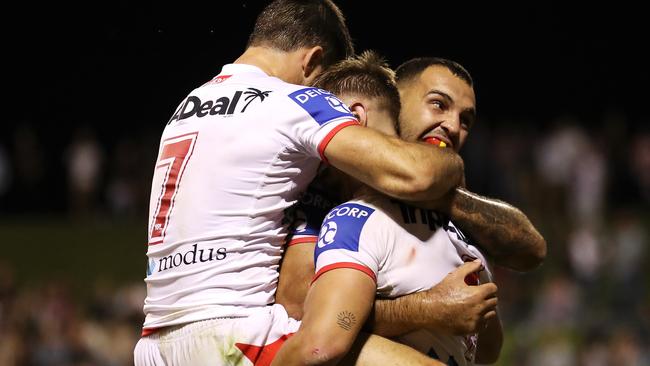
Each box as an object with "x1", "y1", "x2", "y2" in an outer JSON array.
[{"x1": 398, "y1": 65, "x2": 476, "y2": 151}]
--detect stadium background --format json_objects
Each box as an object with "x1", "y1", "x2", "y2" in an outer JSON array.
[{"x1": 2, "y1": 1, "x2": 648, "y2": 365}]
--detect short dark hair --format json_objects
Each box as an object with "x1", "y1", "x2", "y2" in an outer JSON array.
[
  {"x1": 311, "y1": 50, "x2": 401, "y2": 131},
  {"x1": 395, "y1": 57, "x2": 473, "y2": 87},
  {"x1": 247, "y1": 0, "x2": 355, "y2": 68}
]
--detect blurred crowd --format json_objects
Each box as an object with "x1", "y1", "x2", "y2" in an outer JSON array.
[
  {"x1": 0, "y1": 264, "x2": 144, "y2": 366},
  {"x1": 0, "y1": 110, "x2": 649, "y2": 365}
]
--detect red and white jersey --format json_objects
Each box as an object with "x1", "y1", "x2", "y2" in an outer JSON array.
[
  {"x1": 143, "y1": 63, "x2": 358, "y2": 330},
  {"x1": 313, "y1": 192, "x2": 493, "y2": 366}
]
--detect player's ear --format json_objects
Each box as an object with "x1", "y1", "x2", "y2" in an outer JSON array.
[
  {"x1": 348, "y1": 102, "x2": 367, "y2": 127},
  {"x1": 302, "y1": 46, "x2": 324, "y2": 85}
]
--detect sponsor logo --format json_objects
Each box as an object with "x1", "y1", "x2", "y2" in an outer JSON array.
[
  {"x1": 393, "y1": 201, "x2": 469, "y2": 243},
  {"x1": 168, "y1": 87, "x2": 272, "y2": 124},
  {"x1": 326, "y1": 205, "x2": 371, "y2": 220},
  {"x1": 153, "y1": 243, "x2": 227, "y2": 273},
  {"x1": 291, "y1": 88, "x2": 332, "y2": 104},
  {"x1": 314, "y1": 203, "x2": 375, "y2": 257},
  {"x1": 325, "y1": 95, "x2": 352, "y2": 114},
  {"x1": 299, "y1": 189, "x2": 336, "y2": 211},
  {"x1": 317, "y1": 221, "x2": 338, "y2": 248},
  {"x1": 289, "y1": 87, "x2": 354, "y2": 126}
]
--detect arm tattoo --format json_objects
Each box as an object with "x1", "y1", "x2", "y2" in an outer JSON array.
[
  {"x1": 451, "y1": 187, "x2": 544, "y2": 269},
  {"x1": 337, "y1": 311, "x2": 357, "y2": 331}
]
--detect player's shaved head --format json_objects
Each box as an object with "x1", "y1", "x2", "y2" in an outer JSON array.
[{"x1": 396, "y1": 57, "x2": 473, "y2": 88}]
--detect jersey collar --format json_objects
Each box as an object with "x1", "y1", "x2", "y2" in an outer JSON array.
[{"x1": 219, "y1": 63, "x2": 268, "y2": 77}]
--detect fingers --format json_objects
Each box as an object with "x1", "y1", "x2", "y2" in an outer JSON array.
[
  {"x1": 452, "y1": 259, "x2": 483, "y2": 278},
  {"x1": 482, "y1": 309, "x2": 497, "y2": 321},
  {"x1": 480, "y1": 297, "x2": 498, "y2": 316},
  {"x1": 476, "y1": 282, "x2": 498, "y2": 297}
]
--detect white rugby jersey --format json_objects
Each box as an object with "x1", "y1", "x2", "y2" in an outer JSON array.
[
  {"x1": 314, "y1": 192, "x2": 493, "y2": 366},
  {"x1": 143, "y1": 63, "x2": 358, "y2": 331}
]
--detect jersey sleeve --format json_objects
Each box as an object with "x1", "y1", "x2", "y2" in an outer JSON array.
[
  {"x1": 313, "y1": 202, "x2": 384, "y2": 284},
  {"x1": 285, "y1": 87, "x2": 359, "y2": 163}
]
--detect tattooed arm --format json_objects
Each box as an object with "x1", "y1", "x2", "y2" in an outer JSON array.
[
  {"x1": 443, "y1": 188, "x2": 546, "y2": 272},
  {"x1": 271, "y1": 268, "x2": 444, "y2": 366},
  {"x1": 271, "y1": 268, "x2": 375, "y2": 365}
]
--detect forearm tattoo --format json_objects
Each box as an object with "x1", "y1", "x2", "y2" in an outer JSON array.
[
  {"x1": 337, "y1": 311, "x2": 357, "y2": 331},
  {"x1": 453, "y1": 188, "x2": 524, "y2": 255}
]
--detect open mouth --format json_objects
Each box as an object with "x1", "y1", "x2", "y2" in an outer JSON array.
[{"x1": 422, "y1": 136, "x2": 448, "y2": 148}]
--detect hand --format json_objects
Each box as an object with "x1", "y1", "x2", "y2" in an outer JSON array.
[{"x1": 421, "y1": 260, "x2": 498, "y2": 335}]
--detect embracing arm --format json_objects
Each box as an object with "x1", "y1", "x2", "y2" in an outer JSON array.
[
  {"x1": 272, "y1": 268, "x2": 444, "y2": 366},
  {"x1": 324, "y1": 125, "x2": 463, "y2": 202},
  {"x1": 366, "y1": 260, "x2": 498, "y2": 338},
  {"x1": 446, "y1": 188, "x2": 546, "y2": 272}
]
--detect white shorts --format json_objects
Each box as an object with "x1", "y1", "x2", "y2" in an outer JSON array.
[{"x1": 134, "y1": 304, "x2": 300, "y2": 366}]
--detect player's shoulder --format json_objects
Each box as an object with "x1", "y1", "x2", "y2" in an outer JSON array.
[
  {"x1": 316, "y1": 199, "x2": 379, "y2": 253},
  {"x1": 278, "y1": 83, "x2": 356, "y2": 126},
  {"x1": 321, "y1": 197, "x2": 394, "y2": 232},
  {"x1": 326, "y1": 198, "x2": 381, "y2": 220}
]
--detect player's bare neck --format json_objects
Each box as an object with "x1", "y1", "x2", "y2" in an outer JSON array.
[{"x1": 235, "y1": 47, "x2": 301, "y2": 84}]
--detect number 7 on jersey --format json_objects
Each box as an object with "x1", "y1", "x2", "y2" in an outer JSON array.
[{"x1": 149, "y1": 132, "x2": 198, "y2": 245}]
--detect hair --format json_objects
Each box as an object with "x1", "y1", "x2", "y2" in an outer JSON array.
[
  {"x1": 247, "y1": 0, "x2": 355, "y2": 68},
  {"x1": 311, "y1": 50, "x2": 401, "y2": 131},
  {"x1": 395, "y1": 57, "x2": 473, "y2": 87}
]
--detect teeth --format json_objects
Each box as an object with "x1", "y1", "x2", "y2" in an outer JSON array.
[{"x1": 424, "y1": 137, "x2": 447, "y2": 148}]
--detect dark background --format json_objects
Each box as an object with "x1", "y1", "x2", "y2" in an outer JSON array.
[
  {"x1": 1, "y1": 1, "x2": 649, "y2": 365},
  {"x1": 4, "y1": 1, "x2": 649, "y2": 212}
]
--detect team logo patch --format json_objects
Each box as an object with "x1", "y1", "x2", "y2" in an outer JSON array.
[
  {"x1": 318, "y1": 221, "x2": 338, "y2": 248},
  {"x1": 325, "y1": 96, "x2": 352, "y2": 114},
  {"x1": 289, "y1": 87, "x2": 354, "y2": 125},
  {"x1": 315, "y1": 203, "x2": 375, "y2": 259}
]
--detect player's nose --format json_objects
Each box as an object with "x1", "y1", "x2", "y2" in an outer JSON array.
[{"x1": 440, "y1": 114, "x2": 461, "y2": 137}]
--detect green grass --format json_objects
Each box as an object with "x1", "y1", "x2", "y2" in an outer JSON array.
[{"x1": 0, "y1": 216, "x2": 148, "y2": 298}]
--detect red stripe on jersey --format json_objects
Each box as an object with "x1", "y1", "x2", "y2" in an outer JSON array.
[
  {"x1": 312, "y1": 262, "x2": 377, "y2": 284},
  {"x1": 287, "y1": 236, "x2": 317, "y2": 246},
  {"x1": 317, "y1": 120, "x2": 359, "y2": 164}
]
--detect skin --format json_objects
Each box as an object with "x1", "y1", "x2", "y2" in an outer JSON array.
[
  {"x1": 235, "y1": 45, "x2": 459, "y2": 366},
  {"x1": 397, "y1": 65, "x2": 476, "y2": 151},
  {"x1": 398, "y1": 65, "x2": 546, "y2": 272},
  {"x1": 237, "y1": 46, "x2": 465, "y2": 205},
  {"x1": 273, "y1": 79, "x2": 501, "y2": 365}
]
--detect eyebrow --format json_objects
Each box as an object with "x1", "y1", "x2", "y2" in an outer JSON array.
[
  {"x1": 425, "y1": 89, "x2": 453, "y2": 102},
  {"x1": 426, "y1": 89, "x2": 477, "y2": 120}
]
